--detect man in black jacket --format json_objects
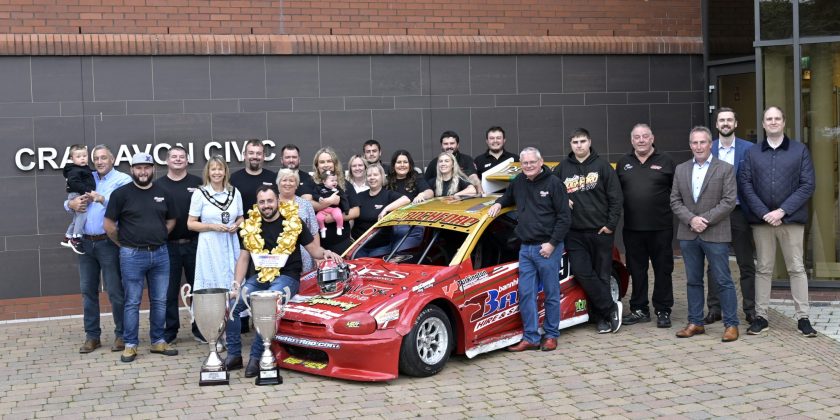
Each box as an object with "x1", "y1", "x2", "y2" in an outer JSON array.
[
  {"x1": 554, "y1": 128, "x2": 624, "y2": 334},
  {"x1": 489, "y1": 147, "x2": 570, "y2": 351}
]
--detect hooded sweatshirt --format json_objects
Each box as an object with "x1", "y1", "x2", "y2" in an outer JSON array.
[
  {"x1": 552, "y1": 148, "x2": 622, "y2": 231},
  {"x1": 495, "y1": 165, "x2": 570, "y2": 246}
]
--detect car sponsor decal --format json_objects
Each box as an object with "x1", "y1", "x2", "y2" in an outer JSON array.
[
  {"x1": 342, "y1": 284, "x2": 391, "y2": 301},
  {"x1": 347, "y1": 264, "x2": 409, "y2": 281},
  {"x1": 282, "y1": 356, "x2": 328, "y2": 370},
  {"x1": 371, "y1": 297, "x2": 407, "y2": 329},
  {"x1": 275, "y1": 335, "x2": 340, "y2": 349},
  {"x1": 574, "y1": 299, "x2": 586, "y2": 313},
  {"x1": 284, "y1": 305, "x2": 340, "y2": 320},
  {"x1": 474, "y1": 306, "x2": 519, "y2": 331},
  {"x1": 464, "y1": 278, "x2": 520, "y2": 323},
  {"x1": 307, "y1": 296, "x2": 360, "y2": 311},
  {"x1": 456, "y1": 263, "x2": 518, "y2": 292},
  {"x1": 397, "y1": 211, "x2": 480, "y2": 228},
  {"x1": 411, "y1": 279, "x2": 435, "y2": 293}
]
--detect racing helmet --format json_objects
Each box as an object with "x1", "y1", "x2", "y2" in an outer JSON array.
[{"x1": 317, "y1": 259, "x2": 351, "y2": 298}]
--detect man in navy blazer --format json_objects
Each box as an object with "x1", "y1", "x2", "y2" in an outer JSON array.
[{"x1": 705, "y1": 107, "x2": 757, "y2": 325}]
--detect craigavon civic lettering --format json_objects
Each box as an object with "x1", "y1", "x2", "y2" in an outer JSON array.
[{"x1": 399, "y1": 211, "x2": 479, "y2": 228}]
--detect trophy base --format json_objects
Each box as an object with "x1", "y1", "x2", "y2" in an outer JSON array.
[
  {"x1": 255, "y1": 367, "x2": 283, "y2": 386},
  {"x1": 199, "y1": 369, "x2": 230, "y2": 386}
]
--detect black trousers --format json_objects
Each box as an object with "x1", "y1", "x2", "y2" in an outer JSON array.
[
  {"x1": 622, "y1": 229, "x2": 674, "y2": 314},
  {"x1": 707, "y1": 206, "x2": 756, "y2": 316},
  {"x1": 566, "y1": 230, "x2": 616, "y2": 322}
]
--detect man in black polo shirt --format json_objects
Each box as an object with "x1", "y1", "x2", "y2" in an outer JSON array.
[
  {"x1": 156, "y1": 145, "x2": 203, "y2": 343},
  {"x1": 474, "y1": 126, "x2": 518, "y2": 177},
  {"x1": 424, "y1": 130, "x2": 483, "y2": 194},
  {"x1": 280, "y1": 143, "x2": 316, "y2": 199},
  {"x1": 616, "y1": 124, "x2": 676, "y2": 328},
  {"x1": 224, "y1": 185, "x2": 341, "y2": 377},
  {"x1": 105, "y1": 152, "x2": 177, "y2": 363}
]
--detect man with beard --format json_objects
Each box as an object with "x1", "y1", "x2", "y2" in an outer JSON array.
[
  {"x1": 423, "y1": 130, "x2": 483, "y2": 195},
  {"x1": 704, "y1": 107, "x2": 757, "y2": 325},
  {"x1": 230, "y1": 139, "x2": 276, "y2": 333},
  {"x1": 105, "y1": 153, "x2": 178, "y2": 362},
  {"x1": 66, "y1": 145, "x2": 131, "y2": 354},
  {"x1": 474, "y1": 126, "x2": 518, "y2": 177},
  {"x1": 156, "y1": 146, "x2": 203, "y2": 344},
  {"x1": 280, "y1": 144, "x2": 316, "y2": 199},
  {"x1": 224, "y1": 185, "x2": 341, "y2": 376}
]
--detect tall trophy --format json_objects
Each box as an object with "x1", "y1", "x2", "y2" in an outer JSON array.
[
  {"x1": 245, "y1": 287, "x2": 289, "y2": 386},
  {"x1": 181, "y1": 284, "x2": 234, "y2": 386}
]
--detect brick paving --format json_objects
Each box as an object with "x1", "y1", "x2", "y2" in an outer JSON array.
[{"x1": 2, "y1": 261, "x2": 840, "y2": 419}]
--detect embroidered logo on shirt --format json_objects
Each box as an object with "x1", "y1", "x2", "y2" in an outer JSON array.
[
  {"x1": 374, "y1": 204, "x2": 383, "y2": 210},
  {"x1": 540, "y1": 190, "x2": 549, "y2": 197},
  {"x1": 154, "y1": 196, "x2": 165, "y2": 202},
  {"x1": 651, "y1": 165, "x2": 662, "y2": 170},
  {"x1": 623, "y1": 163, "x2": 633, "y2": 171},
  {"x1": 262, "y1": 182, "x2": 273, "y2": 186},
  {"x1": 187, "y1": 187, "x2": 196, "y2": 193}
]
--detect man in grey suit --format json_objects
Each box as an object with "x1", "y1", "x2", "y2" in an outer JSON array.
[{"x1": 670, "y1": 126, "x2": 739, "y2": 342}]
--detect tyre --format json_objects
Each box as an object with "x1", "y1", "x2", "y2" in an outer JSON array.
[
  {"x1": 398, "y1": 305, "x2": 453, "y2": 377},
  {"x1": 609, "y1": 270, "x2": 620, "y2": 303}
]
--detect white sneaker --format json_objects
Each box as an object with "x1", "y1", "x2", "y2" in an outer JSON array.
[
  {"x1": 320, "y1": 228, "x2": 327, "y2": 238},
  {"x1": 336, "y1": 228, "x2": 343, "y2": 236}
]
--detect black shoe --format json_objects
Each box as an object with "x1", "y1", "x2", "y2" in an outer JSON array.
[
  {"x1": 225, "y1": 355, "x2": 243, "y2": 370},
  {"x1": 244, "y1": 358, "x2": 260, "y2": 378},
  {"x1": 703, "y1": 311, "x2": 722, "y2": 325},
  {"x1": 622, "y1": 309, "x2": 650, "y2": 325},
  {"x1": 656, "y1": 311, "x2": 672, "y2": 328},
  {"x1": 745, "y1": 312, "x2": 756, "y2": 324},
  {"x1": 68, "y1": 237, "x2": 85, "y2": 255},
  {"x1": 609, "y1": 302, "x2": 622, "y2": 333},
  {"x1": 797, "y1": 318, "x2": 818, "y2": 337},
  {"x1": 747, "y1": 316, "x2": 769, "y2": 335},
  {"x1": 596, "y1": 319, "x2": 611, "y2": 334}
]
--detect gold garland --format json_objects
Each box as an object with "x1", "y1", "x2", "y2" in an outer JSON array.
[{"x1": 240, "y1": 200, "x2": 303, "y2": 283}]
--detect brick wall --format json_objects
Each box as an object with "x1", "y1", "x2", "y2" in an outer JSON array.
[{"x1": 0, "y1": 0, "x2": 700, "y2": 37}]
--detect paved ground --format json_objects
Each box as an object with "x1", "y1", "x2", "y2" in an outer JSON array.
[{"x1": 2, "y1": 262, "x2": 840, "y2": 419}]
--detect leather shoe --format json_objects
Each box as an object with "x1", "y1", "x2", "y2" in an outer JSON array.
[
  {"x1": 675, "y1": 323, "x2": 706, "y2": 338},
  {"x1": 507, "y1": 340, "x2": 540, "y2": 352},
  {"x1": 244, "y1": 357, "x2": 260, "y2": 378},
  {"x1": 722, "y1": 326, "x2": 739, "y2": 342},
  {"x1": 225, "y1": 355, "x2": 243, "y2": 370},
  {"x1": 540, "y1": 338, "x2": 557, "y2": 351},
  {"x1": 703, "y1": 311, "x2": 722, "y2": 325},
  {"x1": 79, "y1": 338, "x2": 101, "y2": 354},
  {"x1": 111, "y1": 337, "x2": 125, "y2": 352}
]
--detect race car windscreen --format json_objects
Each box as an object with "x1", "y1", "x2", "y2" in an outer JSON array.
[{"x1": 349, "y1": 224, "x2": 467, "y2": 266}]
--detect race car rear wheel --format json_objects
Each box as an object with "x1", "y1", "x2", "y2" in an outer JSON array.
[
  {"x1": 610, "y1": 271, "x2": 620, "y2": 303},
  {"x1": 398, "y1": 305, "x2": 453, "y2": 377}
]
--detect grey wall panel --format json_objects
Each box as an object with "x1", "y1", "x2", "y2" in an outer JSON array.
[
  {"x1": 320, "y1": 110, "x2": 373, "y2": 162},
  {"x1": 372, "y1": 109, "x2": 424, "y2": 161},
  {"x1": 266, "y1": 56, "x2": 319, "y2": 98},
  {"x1": 60, "y1": 101, "x2": 126, "y2": 116},
  {"x1": 563, "y1": 56, "x2": 607, "y2": 93},
  {"x1": 563, "y1": 105, "x2": 608, "y2": 153},
  {"x1": 495, "y1": 94, "x2": 540, "y2": 107},
  {"x1": 518, "y1": 56, "x2": 563, "y2": 94},
  {"x1": 31, "y1": 57, "x2": 91, "y2": 102},
  {"x1": 93, "y1": 57, "x2": 153, "y2": 101},
  {"x1": 319, "y1": 56, "x2": 371, "y2": 97},
  {"x1": 0, "y1": 251, "x2": 39, "y2": 299},
  {"x1": 427, "y1": 56, "x2": 469, "y2": 95},
  {"x1": 266, "y1": 111, "x2": 321, "y2": 172},
  {"x1": 1, "y1": 118, "x2": 34, "y2": 177},
  {"x1": 606, "y1": 104, "x2": 651, "y2": 155},
  {"x1": 153, "y1": 56, "x2": 210, "y2": 100},
  {"x1": 607, "y1": 56, "x2": 650, "y2": 92},
  {"x1": 423, "y1": 108, "x2": 471, "y2": 167},
  {"x1": 542, "y1": 93, "x2": 585, "y2": 106},
  {"x1": 209, "y1": 56, "x2": 266, "y2": 99},
  {"x1": 470, "y1": 56, "x2": 517, "y2": 95},
  {"x1": 211, "y1": 113, "x2": 267, "y2": 141},
  {"x1": 517, "y1": 106, "x2": 565, "y2": 160},
  {"x1": 33, "y1": 116, "x2": 86, "y2": 158},
  {"x1": 0, "y1": 102, "x2": 60, "y2": 118},
  {"x1": 372, "y1": 56, "x2": 422, "y2": 97},
  {"x1": 0, "y1": 177, "x2": 38, "y2": 236},
  {"x1": 127, "y1": 100, "x2": 183, "y2": 115},
  {"x1": 183, "y1": 99, "x2": 238, "y2": 114},
  {"x1": 0, "y1": 57, "x2": 33, "y2": 103},
  {"x1": 36, "y1": 174, "x2": 71, "y2": 235},
  {"x1": 346, "y1": 96, "x2": 394, "y2": 110},
  {"x1": 240, "y1": 99, "x2": 293, "y2": 113},
  {"x1": 293, "y1": 97, "x2": 344, "y2": 112},
  {"x1": 651, "y1": 103, "x2": 695, "y2": 152},
  {"x1": 651, "y1": 56, "x2": 692, "y2": 92},
  {"x1": 586, "y1": 93, "x2": 628, "y2": 105},
  {"x1": 94, "y1": 115, "x2": 156, "y2": 149},
  {"x1": 469, "y1": 108, "x2": 518, "y2": 156},
  {"x1": 39, "y1": 248, "x2": 81, "y2": 296}
]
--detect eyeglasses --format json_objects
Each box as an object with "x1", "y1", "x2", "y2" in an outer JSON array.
[{"x1": 521, "y1": 160, "x2": 540, "y2": 167}]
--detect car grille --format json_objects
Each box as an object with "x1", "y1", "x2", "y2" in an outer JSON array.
[
  {"x1": 279, "y1": 318, "x2": 328, "y2": 333},
  {"x1": 283, "y1": 345, "x2": 329, "y2": 363}
]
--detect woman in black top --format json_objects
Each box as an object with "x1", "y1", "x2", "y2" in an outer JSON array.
[
  {"x1": 352, "y1": 164, "x2": 410, "y2": 258},
  {"x1": 309, "y1": 147, "x2": 359, "y2": 253},
  {"x1": 430, "y1": 151, "x2": 476, "y2": 197},
  {"x1": 386, "y1": 150, "x2": 433, "y2": 203}
]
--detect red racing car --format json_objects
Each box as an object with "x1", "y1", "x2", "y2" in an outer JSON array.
[{"x1": 273, "y1": 195, "x2": 628, "y2": 381}]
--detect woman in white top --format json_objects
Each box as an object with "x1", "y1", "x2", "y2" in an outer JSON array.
[
  {"x1": 276, "y1": 168, "x2": 319, "y2": 273},
  {"x1": 187, "y1": 156, "x2": 244, "y2": 290},
  {"x1": 346, "y1": 154, "x2": 369, "y2": 194}
]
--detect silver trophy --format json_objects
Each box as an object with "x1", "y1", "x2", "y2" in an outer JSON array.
[
  {"x1": 181, "y1": 284, "x2": 234, "y2": 386},
  {"x1": 243, "y1": 287, "x2": 289, "y2": 386}
]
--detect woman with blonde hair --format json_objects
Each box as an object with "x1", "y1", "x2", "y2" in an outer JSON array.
[
  {"x1": 346, "y1": 154, "x2": 369, "y2": 194},
  {"x1": 276, "y1": 168, "x2": 320, "y2": 273},
  {"x1": 188, "y1": 156, "x2": 244, "y2": 291},
  {"x1": 431, "y1": 151, "x2": 476, "y2": 197},
  {"x1": 310, "y1": 147, "x2": 359, "y2": 253}
]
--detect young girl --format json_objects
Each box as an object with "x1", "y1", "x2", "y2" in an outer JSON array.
[{"x1": 314, "y1": 170, "x2": 349, "y2": 237}]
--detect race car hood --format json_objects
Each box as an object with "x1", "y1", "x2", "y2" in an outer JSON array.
[{"x1": 282, "y1": 257, "x2": 455, "y2": 325}]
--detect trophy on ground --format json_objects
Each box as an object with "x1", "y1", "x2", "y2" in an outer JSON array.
[
  {"x1": 243, "y1": 287, "x2": 290, "y2": 386},
  {"x1": 181, "y1": 284, "x2": 237, "y2": 386}
]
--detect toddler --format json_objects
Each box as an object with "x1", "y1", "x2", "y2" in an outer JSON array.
[
  {"x1": 61, "y1": 144, "x2": 95, "y2": 255},
  {"x1": 314, "y1": 171, "x2": 348, "y2": 237}
]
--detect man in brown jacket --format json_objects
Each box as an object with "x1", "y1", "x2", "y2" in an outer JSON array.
[{"x1": 670, "y1": 126, "x2": 739, "y2": 342}]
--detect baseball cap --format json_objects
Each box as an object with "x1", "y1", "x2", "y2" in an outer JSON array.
[{"x1": 130, "y1": 152, "x2": 154, "y2": 166}]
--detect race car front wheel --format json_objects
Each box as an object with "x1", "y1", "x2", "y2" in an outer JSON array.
[{"x1": 398, "y1": 305, "x2": 453, "y2": 377}]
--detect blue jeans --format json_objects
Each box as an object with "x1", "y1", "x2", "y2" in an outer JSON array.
[
  {"x1": 518, "y1": 242, "x2": 563, "y2": 343},
  {"x1": 78, "y1": 238, "x2": 124, "y2": 340},
  {"x1": 391, "y1": 225, "x2": 424, "y2": 252},
  {"x1": 226, "y1": 274, "x2": 300, "y2": 359},
  {"x1": 120, "y1": 245, "x2": 170, "y2": 347},
  {"x1": 680, "y1": 238, "x2": 739, "y2": 327},
  {"x1": 165, "y1": 240, "x2": 197, "y2": 342}
]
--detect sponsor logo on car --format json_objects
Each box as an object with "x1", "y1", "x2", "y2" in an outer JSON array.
[
  {"x1": 411, "y1": 279, "x2": 435, "y2": 293},
  {"x1": 399, "y1": 210, "x2": 480, "y2": 228},
  {"x1": 465, "y1": 279, "x2": 520, "y2": 323},
  {"x1": 574, "y1": 299, "x2": 586, "y2": 313},
  {"x1": 307, "y1": 297, "x2": 360, "y2": 311},
  {"x1": 275, "y1": 335, "x2": 341, "y2": 349},
  {"x1": 343, "y1": 284, "x2": 391, "y2": 301},
  {"x1": 282, "y1": 356, "x2": 328, "y2": 370},
  {"x1": 284, "y1": 305, "x2": 340, "y2": 320}
]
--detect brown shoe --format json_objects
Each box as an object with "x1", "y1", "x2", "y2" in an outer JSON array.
[
  {"x1": 111, "y1": 337, "x2": 125, "y2": 352},
  {"x1": 722, "y1": 326, "x2": 739, "y2": 342},
  {"x1": 507, "y1": 340, "x2": 540, "y2": 352},
  {"x1": 675, "y1": 324, "x2": 706, "y2": 338},
  {"x1": 79, "y1": 338, "x2": 101, "y2": 354},
  {"x1": 540, "y1": 337, "x2": 558, "y2": 351}
]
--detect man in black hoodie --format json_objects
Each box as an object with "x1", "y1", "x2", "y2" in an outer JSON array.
[
  {"x1": 553, "y1": 128, "x2": 623, "y2": 334},
  {"x1": 489, "y1": 147, "x2": 570, "y2": 352}
]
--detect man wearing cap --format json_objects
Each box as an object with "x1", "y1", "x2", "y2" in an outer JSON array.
[{"x1": 105, "y1": 152, "x2": 178, "y2": 362}]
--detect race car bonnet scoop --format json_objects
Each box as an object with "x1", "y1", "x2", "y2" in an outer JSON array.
[{"x1": 317, "y1": 259, "x2": 352, "y2": 298}]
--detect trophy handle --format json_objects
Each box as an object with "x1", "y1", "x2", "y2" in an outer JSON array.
[
  {"x1": 180, "y1": 283, "x2": 194, "y2": 323},
  {"x1": 277, "y1": 286, "x2": 291, "y2": 317},
  {"x1": 229, "y1": 284, "x2": 249, "y2": 321}
]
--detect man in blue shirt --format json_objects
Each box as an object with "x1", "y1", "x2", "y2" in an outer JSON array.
[{"x1": 66, "y1": 144, "x2": 132, "y2": 354}]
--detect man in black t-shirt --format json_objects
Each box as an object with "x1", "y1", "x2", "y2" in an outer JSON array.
[
  {"x1": 224, "y1": 185, "x2": 341, "y2": 377},
  {"x1": 104, "y1": 152, "x2": 177, "y2": 363},
  {"x1": 424, "y1": 130, "x2": 483, "y2": 194},
  {"x1": 156, "y1": 145, "x2": 203, "y2": 344},
  {"x1": 474, "y1": 126, "x2": 518, "y2": 177},
  {"x1": 280, "y1": 144, "x2": 316, "y2": 199}
]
